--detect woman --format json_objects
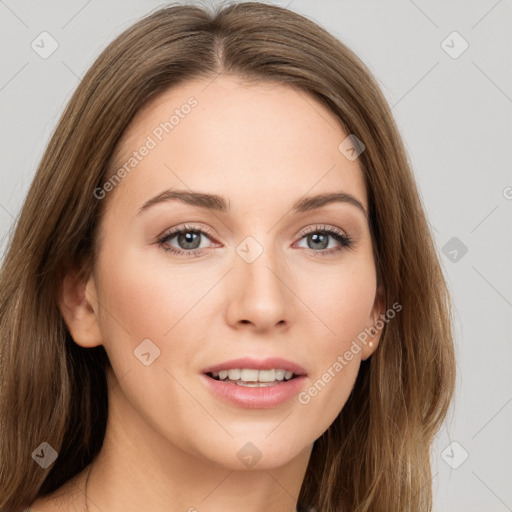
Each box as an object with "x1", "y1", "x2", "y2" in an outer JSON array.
[{"x1": 0, "y1": 2, "x2": 455, "y2": 511}]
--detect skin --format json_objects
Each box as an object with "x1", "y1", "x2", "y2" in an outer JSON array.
[{"x1": 31, "y1": 75, "x2": 384, "y2": 512}]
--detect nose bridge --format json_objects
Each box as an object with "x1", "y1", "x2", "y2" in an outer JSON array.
[{"x1": 226, "y1": 233, "x2": 291, "y2": 328}]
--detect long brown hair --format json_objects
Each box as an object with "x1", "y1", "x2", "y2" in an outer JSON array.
[{"x1": 0, "y1": 2, "x2": 455, "y2": 511}]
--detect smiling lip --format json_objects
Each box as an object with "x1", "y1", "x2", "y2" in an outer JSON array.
[{"x1": 201, "y1": 357, "x2": 307, "y2": 409}]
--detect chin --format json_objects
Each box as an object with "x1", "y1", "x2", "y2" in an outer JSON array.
[{"x1": 190, "y1": 432, "x2": 312, "y2": 471}]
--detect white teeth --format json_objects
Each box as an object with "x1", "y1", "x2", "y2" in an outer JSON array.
[
  {"x1": 258, "y1": 369, "x2": 275, "y2": 382},
  {"x1": 240, "y1": 369, "x2": 259, "y2": 381},
  {"x1": 275, "y1": 369, "x2": 285, "y2": 381},
  {"x1": 235, "y1": 381, "x2": 275, "y2": 387},
  {"x1": 211, "y1": 368, "x2": 296, "y2": 383},
  {"x1": 227, "y1": 369, "x2": 241, "y2": 380}
]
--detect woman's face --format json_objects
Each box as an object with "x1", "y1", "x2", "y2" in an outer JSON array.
[{"x1": 85, "y1": 75, "x2": 383, "y2": 470}]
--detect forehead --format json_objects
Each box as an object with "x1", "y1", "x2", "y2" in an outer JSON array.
[{"x1": 106, "y1": 75, "x2": 367, "y2": 215}]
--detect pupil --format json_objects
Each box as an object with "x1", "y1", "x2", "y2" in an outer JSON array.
[
  {"x1": 309, "y1": 233, "x2": 328, "y2": 250},
  {"x1": 179, "y1": 231, "x2": 200, "y2": 249}
]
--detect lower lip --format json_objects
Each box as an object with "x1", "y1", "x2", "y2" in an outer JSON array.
[{"x1": 201, "y1": 374, "x2": 307, "y2": 409}]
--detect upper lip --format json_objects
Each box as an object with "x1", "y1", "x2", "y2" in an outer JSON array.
[{"x1": 202, "y1": 357, "x2": 307, "y2": 376}]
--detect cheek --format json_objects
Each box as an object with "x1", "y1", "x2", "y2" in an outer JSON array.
[
  {"x1": 293, "y1": 259, "x2": 376, "y2": 427},
  {"x1": 94, "y1": 242, "x2": 228, "y2": 388},
  {"x1": 298, "y1": 258, "x2": 377, "y2": 345},
  {"x1": 92, "y1": 248, "x2": 205, "y2": 442},
  {"x1": 96, "y1": 245, "x2": 201, "y2": 344}
]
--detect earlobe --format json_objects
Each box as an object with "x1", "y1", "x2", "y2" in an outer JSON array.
[
  {"x1": 58, "y1": 270, "x2": 103, "y2": 348},
  {"x1": 361, "y1": 285, "x2": 386, "y2": 361}
]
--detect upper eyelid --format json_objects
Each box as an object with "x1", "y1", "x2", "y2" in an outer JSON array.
[{"x1": 299, "y1": 224, "x2": 347, "y2": 235}]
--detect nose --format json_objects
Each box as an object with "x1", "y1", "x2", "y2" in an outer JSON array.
[{"x1": 224, "y1": 240, "x2": 290, "y2": 332}]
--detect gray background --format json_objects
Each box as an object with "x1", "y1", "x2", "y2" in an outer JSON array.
[{"x1": 1, "y1": 0, "x2": 511, "y2": 510}]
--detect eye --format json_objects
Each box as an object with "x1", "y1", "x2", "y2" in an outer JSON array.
[
  {"x1": 295, "y1": 224, "x2": 353, "y2": 256},
  {"x1": 157, "y1": 224, "x2": 218, "y2": 258},
  {"x1": 156, "y1": 223, "x2": 353, "y2": 258}
]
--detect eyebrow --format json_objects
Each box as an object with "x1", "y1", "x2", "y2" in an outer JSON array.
[{"x1": 137, "y1": 188, "x2": 367, "y2": 217}]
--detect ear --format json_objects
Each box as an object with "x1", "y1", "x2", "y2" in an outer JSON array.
[
  {"x1": 58, "y1": 269, "x2": 103, "y2": 348},
  {"x1": 361, "y1": 285, "x2": 386, "y2": 361}
]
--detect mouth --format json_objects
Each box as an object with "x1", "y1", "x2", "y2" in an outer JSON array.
[
  {"x1": 201, "y1": 357, "x2": 308, "y2": 409},
  {"x1": 206, "y1": 368, "x2": 299, "y2": 387},
  {"x1": 202, "y1": 357, "x2": 307, "y2": 388}
]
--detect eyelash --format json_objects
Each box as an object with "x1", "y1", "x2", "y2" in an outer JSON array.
[{"x1": 156, "y1": 224, "x2": 354, "y2": 258}]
